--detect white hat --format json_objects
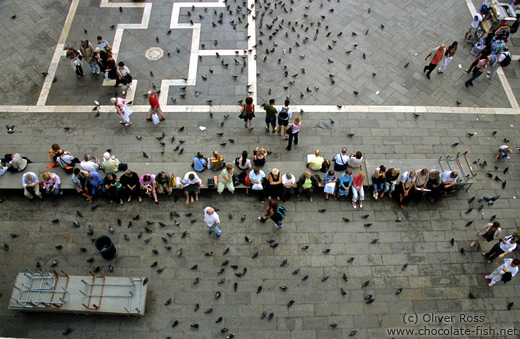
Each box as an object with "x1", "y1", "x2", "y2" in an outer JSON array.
[
  {"x1": 110, "y1": 97, "x2": 117, "y2": 104},
  {"x1": 272, "y1": 168, "x2": 279, "y2": 175}
]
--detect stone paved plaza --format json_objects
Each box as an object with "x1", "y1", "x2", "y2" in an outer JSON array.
[{"x1": 1, "y1": 0, "x2": 520, "y2": 338}]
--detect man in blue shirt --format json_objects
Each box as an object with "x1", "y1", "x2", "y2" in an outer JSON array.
[
  {"x1": 88, "y1": 171, "x2": 105, "y2": 197},
  {"x1": 192, "y1": 152, "x2": 208, "y2": 172}
]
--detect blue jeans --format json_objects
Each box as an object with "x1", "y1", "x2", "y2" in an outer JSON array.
[
  {"x1": 89, "y1": 61, "x2": 100, "y2": 72},
  {"x1": 91, "y1": 185, "x2": 105, "y2": 196},
  {"x1": 45, "y1": 186, "x2": 60, "y2": 195},
  {"x1": 209, "y1": 225, "x2": 221, "y2": 236},
  {"x1": 373, "y1": 182, "x2": 384, "y2": 193},
  {"x1": 499, "y1": 150, "x2": 507, "y2": 159},
  {"x1": 466, "y1": 70, "x2": 483, "y2": 85}
]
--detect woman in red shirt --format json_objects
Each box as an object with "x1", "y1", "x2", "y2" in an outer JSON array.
[{"x1": 241, "y1": 97, "x2": 255, "y2": 129}]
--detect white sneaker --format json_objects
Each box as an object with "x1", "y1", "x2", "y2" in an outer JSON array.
[
  {"x1": 92, "y1": 70, "x2": 96, "y2": 74},
  {"x1": 122, "y1": 90, "x2": 126, "y2": 95},
  {"x1": 125, "y1": 122, "x2": 132, "y2": 126},
  {"x1": 250, "y1": 125, "x2": 254, "y2": 129},
  {"x1": 275, "y1": 224, "x2": 283, "y2": 228},
  {"x1": 119, "y1": 121, "x2": 125, "y2": 124},
  {"x1": 96, "y1": 70, "x2": 100, "y2": 75},
  {"x1": 352, "y1": 201, "x2": 357, "y2": 209}
]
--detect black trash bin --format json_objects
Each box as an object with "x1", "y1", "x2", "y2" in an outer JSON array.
[{"x1": 94, "y1": 235, "x2": 118, "y2": 260}]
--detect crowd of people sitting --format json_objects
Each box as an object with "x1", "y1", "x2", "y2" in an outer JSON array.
[{"x1": 0, "y1": 143, "x2": 474, "y2": 211}]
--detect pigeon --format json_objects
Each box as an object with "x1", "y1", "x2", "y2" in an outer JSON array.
[
  {"x1": 245, "y1": 236, "x2": 252, "y2": 243},
  {"x1": 347, "y1": 257, "x2": 355, "y2": 263},
  {"x1": 52, "y1": 219, "x2": 60, "y2": 223},
  {"x1": 63, "y1": 328, "x2": 73, "y2": 336},
  {"x1": 361, "y1": 280, "x2": 370, "y2": 288},
  {"x1": 468, "y1": 292, "x2": 476, "y2": 299},
  {"x1": 322, "y1": 276, "x2": 330, "y2": 281},
  {"x1": 366, "y1": 298, "x2": 375, "y2": 304},
  {"x1": 467, "y1": 132, "x2": 476, "y2": 137},
  {"x1": 55, "y1": 245, "x2": 63, "y2": 250},
  {"x1": 234, "y1": 282, "x2": 238, "y2": 292},
  {"x1": 223, "y1": 247, "x2": 230, "y2": 255},
  {"x1": 215, "y1": 291, "x2": 221, "y2": 299},
  {"x1": 450, "y1": 238, "x2": 455, "y2": 246},
  {"x1": 280, "y1": 259, "x2": 288, "y2": 267},
  {"x1": 395, "y1": 217, "x2": 404, "y2": 222},
  {"x1": 402, "y1": 263, "x2": 408, "y2": 271},
  {"x1": 143, "y1": 152, "x2": 149, "y2": 158},
  {"x1": 216, "y1": 317, "x2": 223, "y2": 323},
  {"x1": 361, "y1": 214, "x2": 369, "y2": 219},
  {"x1": 460, "y1": 248, "x2": 466, "y2": 255},
  {"x1": 349, "y1": 330, "x2": 358, "y2": 336},
  {"x1": 177, "y1": 248, "x2": 183, "y2": 256},
  {"x1": 4, "y1": 243, "x2": 9, "y2": 251},
  {"x1": 193, "y1": 277, "x2": 199, "y2": 285},
  {"x1": 323, "y1": 249, "x2": 331, "y2": 254},
  {"x1": 268, "y1": 313, "x2": 274, "y2": 320},
  {"x1": 341, "y1": 287, "x2": 347, "y2": 295},
  {"x1": 287, "y1": 300, "x2": 295, "y2": 307},
  {"x1": 302, "y1": 275, "x2": 309, "y2": 281},
  {"x1": 318, "y1": 209, "x2": 327, "y2": 213},
  {"x1": 190, "y1": 324, "x2": 199, "y2": 329},
  {"x1": 191, "y1": 265, "x2": 198, "y2": 270},
  {"x1": 156, "y1": 268, "x2": 164, "y2": 273},
  {"x1": 301, "y1": 246, "x2": 309, "y2": 250},
  {"x1": 172, "y1": 320, "x2": 179, "y2": 328},
  {"x1": 252, "y1": 252, "x2": 259, "y2": 259},
  {"x1": 257, "y1": 286, "x2": 263, "y2": 293},
  {"x1": 217, "y1": 268, "x2": 225, "y2": 274},
  {"x1": 343, "y1": 217, "x2": 351, "y2": 222},
  {"x1": 396, "y1": 288, "x2": 403, "y2": 295},
  {"x1": 371, "y1": 239, "x2": 379, "y2": 244},
  {"x1": 292, "y1": 268, "x2": 301, "y2": 275},
  {"x1": 364, "y1": 223, "x2": 373, "y2": 227},
  {"x1": 508, "y1": 302, "x2": 514, "y2": 310}
]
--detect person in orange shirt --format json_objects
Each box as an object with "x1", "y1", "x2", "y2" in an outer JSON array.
[{"x1": 423, "y1": 44, "x2": 446, "y2": 79}]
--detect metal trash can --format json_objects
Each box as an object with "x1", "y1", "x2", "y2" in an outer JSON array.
[{"x1": 94, "y1": 235, "x2": 118, "y2": 260}]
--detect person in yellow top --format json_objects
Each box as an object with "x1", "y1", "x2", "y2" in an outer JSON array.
[
  {"x1": 307, "y1": 150, "x2": 324, "y2": 171},
  {"x1": 210, "y1": 151, "x2": 225, "y2": 171}
]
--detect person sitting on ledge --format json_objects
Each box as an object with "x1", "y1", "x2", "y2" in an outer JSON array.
[
  {"x1": 297, "y1": 170, "x2": 321, "y2": 202},
  {"x1": 209, "y1": 151, "x2": 225, "y2": 171},
  {"x1": 192, "y1": 152, "x2": 208, "y2": 172},
  {"x1": 253, "y1": 147, "x2": 267, "y2": 167},
  {"x1": 440, "y1": 170, "x2": 458, "y2": 196},
  {"x1": 307, "y1": 150, "x2": 324, "y2": 171},
  {"x1": 347, "y1": 151, "x2": 363, "y2": 168}
]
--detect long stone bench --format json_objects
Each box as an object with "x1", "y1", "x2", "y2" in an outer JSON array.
[
  {"x1": 365, "y1": 159, "x2": 476, "y2": 190},
  {"x1": 0, "y1": 160, "x2": 368, "y2": 191}
]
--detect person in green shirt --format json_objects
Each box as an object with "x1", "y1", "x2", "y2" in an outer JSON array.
[
  {"x1": 263, "y1": 99, "x2": 278, "y2": 133},
  {"x1": 101, "y1": 152, "x2": 120, "y2": 174},
  {"x1": 218, "y1": 164, "x2": 235, "y2": 194},
  {"x1": 297, "y1": 171, "x2": 321, "y2": 202}
]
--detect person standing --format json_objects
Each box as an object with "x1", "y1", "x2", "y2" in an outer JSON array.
[
  {"x1": 204, "y1": 207, "x2": 222, "y2": 239},
  {"x1": 258, "y1": 199, "x2": 286, "y2": 228},
  {"x1": 485, "y1": 258, "x2": 520, "y2": 287},
  {"x1": 465, "y1": 56, "x2": 490, "y2": 87},
  {"x1": 437, "y1": 41, "x2": 458, "y2": 74},
  {"x1": 146, "y1": 91, "x2": 166, "y2": 122},
  {"x1": 483, "y1": 235, "x2": 517, "y2": 264},
  {"x1": 351, "y1": 171, "x2": 366, "y2": 209},
  {"x1": 471, "y1": 221, "x2": 502, "y2": 248},
  {"x1": 263, "y1": 99, "x2": 277, "y2": 133},
  {"x1": 277, "y1": 99, "x2": 292, "y2": 138},
  {"x1": 487, "y1": 46, "x2": 511, "y2": 80},
  {"x1": 95, "y1": 36, "x2": 111, "y2": 65},
  {"x1": 66, "y1": 46, "x2": 84, "y2": 79},
  {"x1": 111, "y1": 97, "x2": 133, "y2": 126},
  {"x1": 79, "y1": 40, "x2": 100, "y2": 75},
  {"x1": 465, "y1": 13, "x2": 483, "y2": 42},
  {"x1": 217, "y1": 164, "x2": 235, "y2": 195},
  {"x1": 241, "y1": 97, "x2": 255, "y2": 129},
  {"x1": 285, "y1": 116, "x2": 301, "y2": 151},
  {"x1": 104, "y1": 54, "x2": 117, "y2": 80},
  {"x1": 423, "y1": 44, "x2": 445, "y2": 79},
  {"x1": 22, "y1": 172, "x2": 42, "y2": 200}
]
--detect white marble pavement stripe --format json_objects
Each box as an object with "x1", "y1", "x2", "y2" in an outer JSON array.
[
  {"x1": 37, "y1": 0, "x2": 81, "y2": 106},
  {"x1": 0, "y1": 105, "x2": 517, "y2": 115},
  {"x1": 247, "y1": 0, "x2": 257, "y2": 105}
]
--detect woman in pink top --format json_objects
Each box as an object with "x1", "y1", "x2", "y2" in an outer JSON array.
[
  {"x1": 465, "y1": 55, "x2": 490, "y2": 87},
  {"x1": 42, "y1": 171, "x2": 62, "y2": 196},
  {"x1": 352, "y1": 171, "x2": 366, "y2": 209},
  {"x1": 110, "y1": 97, "x2": 133, "y2": 127},
  {"x1": 285, "y1": 116, "x2": 301, "y2": 151},
  {"x1": 140, "y1": 174, "x2": 158, "y2": 204}
]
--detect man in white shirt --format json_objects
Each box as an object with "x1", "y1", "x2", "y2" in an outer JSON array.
[
  {"x1": 22, "y1": 172, "x2": 42, "y2": 200},
  {"x1": 440, "y1": 170, "x2": 458, "y2": 196},
  {"x1": 281, "y1": 173, "x2": 296, "y2": 201},
  {"x1": 80, "y1": 154, "x2": 99, "y2": 172},
  {"x1": 181, "y1": 171, "x2": 203, "y2": 204},
  {"x1": 486, "y1": 258, "x2": 520, "y2": 286},
  {"x1": 465, "y1": 12, "x2": 483, "y2": 42},
  {"x1": 333, "y1": 147, "x2": 350, "y2": 171},
  {"x1": 204, "y1": 207, "x2": 221, "y2": 239}
]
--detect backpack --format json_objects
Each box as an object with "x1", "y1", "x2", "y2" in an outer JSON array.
[
  {"x1": 278, "y1": 107, "x2": 289, "y2": 120},
  {"x1": 238, "y1": 171, "x2": 247, "y2": 184},
  {"x1": 500, "y1": 52, "x2": 511, "y2": 67},
  {"x1": 276, "y1": 206, "x2": 286, "y2": 220},
  {"x1": 320, "y1": 159, "x2": 331, "y2": 173}
]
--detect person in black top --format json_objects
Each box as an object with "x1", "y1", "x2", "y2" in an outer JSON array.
[{"x1": 119, "y1": 169, "x2": 142, "y2": 203}]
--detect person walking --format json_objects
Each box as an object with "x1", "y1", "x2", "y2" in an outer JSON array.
[
  {"x1": 465, "y1": 56, "x2": 490, "y2": 87},
  {"x1": 263, "y1": 99, "x2": 277, "y2": 133},
  {"x1": 485, "y1": 258, "x2": 520, "y2": 287},
  {"x1": 66, "y1": 46, "x2": 84, "y2": 79},
  {"x1": 79, "y1": 40, "x2": 100, "y2": 75},
  {"x1": 277, "y1": 99, "x2": 292, "y2": 138},
  {"x1": 437, "y1": 41, "x2": 458, "y2": 74},
  {"x1": 465, "y1": 12, "x2": 483, "y2": 42},
  {"x1": 423, "y1": 44, "x2": 445, "y2": 79},
  {"x1": 146, "y1": 91, "x2": 166, "y2": 122},
  {"x1": 487, "y1": 46, "x2": 511, "y2": 80},
  {"x1": 204, "y1": 207, "x2": 222, "y2": 239},
  {"x1": 258, "y1": 199, "x2": 286, "y2": 228},
  {"x1": 111, "y1": 97, "x2": 132, "y2": 126},
  {"x1": 285, "y1": 115, "x2": 301, "y2": 151},
  {"x1": 483, "y1": 235, "x2": 517, "y2": 263},
  {"x1": 471, "y1": 221, "x2": 502, "y2": 248},
  {"x1": 240, "y1": 97, "x2": 255, "y2": 129}
]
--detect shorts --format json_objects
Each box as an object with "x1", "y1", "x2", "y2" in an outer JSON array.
[
  {"x1": 244, "y1": 113, "x2": 254, "y2": 121},
  {"x1": 149, "y1": 106, "x2": 163, "y2": 115},
  {"x1": 278, "y1": 118, "x2": 289, "y2": 126},
  {"x1": 467, "y1": 25, "x2": 477, "y2": 34},
  {"x1": 265, "y1": 117, "x2": 276, "y2": 127}
]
